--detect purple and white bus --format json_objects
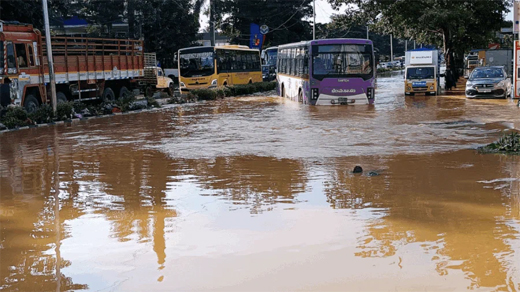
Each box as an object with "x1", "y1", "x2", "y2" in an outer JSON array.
[{"x1": 276, "y1": 39, "x2": 375, "y2": 105}]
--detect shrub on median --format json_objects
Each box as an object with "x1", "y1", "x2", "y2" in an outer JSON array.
[{"x1": 186, "y1": 82, "x2": 277, "y2": 101}]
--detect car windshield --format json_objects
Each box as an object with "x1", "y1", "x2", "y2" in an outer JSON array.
[
  {"x1": 312, "y1": 44, "x2": 373, "y2": 78},
  {"x1": 469, "y1": 68, "x2": 504, "y2": 80},
  {"x1": 406, "y1": 67, "x2": 434, "y2": 80},
  {"x1": 179, "y1": 50, "x2": 215, "y2": 77}
]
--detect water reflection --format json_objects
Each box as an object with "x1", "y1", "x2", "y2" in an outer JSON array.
[
  {"x1": 322, "y1": 152, "x2": 520, "y2": 290},
  {"x1": 1, "y1": 75, "x2": 520, "y2": 291}
]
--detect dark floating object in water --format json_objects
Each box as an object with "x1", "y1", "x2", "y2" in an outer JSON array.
[
  {"x1": 368, "y1": 171, "x2": 379, "y2": 176},
  {"x1": 353, "y1": 166, "x2": 363, "y2": 173}
]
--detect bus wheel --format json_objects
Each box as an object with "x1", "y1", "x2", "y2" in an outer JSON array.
[
  {"x1": 57, "y1": 92, "x2": 68, "y2": 104},
  {"x1": 119, "y1": 86, "x2": 131, "y2": 100},
  {"x1": 102, "y1": 87, "x2": 116, "y2": 102},
  {"x1": 298, "y1": 90, "x2": 303, "y2": 103},
  {"x1": 167, "y1": 83, "x2": 175, "y2": 97},
  {"x1": 24, "y1": 94, "x2": 40, "y2": 114}
]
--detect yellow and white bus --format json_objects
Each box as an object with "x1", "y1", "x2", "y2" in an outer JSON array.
[{"x1": 178, "y1": 45, "x2": 262, "y2": 91}]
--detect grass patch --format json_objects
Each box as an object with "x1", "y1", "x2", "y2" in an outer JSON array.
[{"x1": 478, "y1": 132, "x2": 520, "y2": 154}]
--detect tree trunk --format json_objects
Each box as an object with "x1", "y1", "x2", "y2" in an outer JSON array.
[{"x1": 128, "y1": 0, "x2": 135, "y2": 39}]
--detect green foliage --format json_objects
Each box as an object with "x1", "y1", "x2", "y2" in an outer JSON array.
[
  {"x1": 28, "y1": 104, "x2": 54, "y2": 124},
  {"x1": 116, "y1": 93, "x2": 138, "y2": 112},
  {"x1": 190, "y1": 89, "x2": 218, "y2": 100},
  {"x1": 478, "y1": 132, "x2": 520, "y2": 154},
  {"x1": 0, "y1": 107, "x2": 29, "y2": 129},
  {"x1": 328, "y1": 0, "x2": 509, "y2": 66},
  {"x1": 188, "y1": 82, "x2": 276, "y2": 100},
  {"x1": 56, "y1": 102, "x2": 74, "y2": 121},
  {"x1": 195, "y1": 0, "x2": 313, "y2": 47},
  {"x1": 146, "y1": 96, "x2": 161, "y2": 109}
]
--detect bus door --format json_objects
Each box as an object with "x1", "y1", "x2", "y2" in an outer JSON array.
[{"x1": 217, "y1": 50, "x2": 232, "y2": 86}]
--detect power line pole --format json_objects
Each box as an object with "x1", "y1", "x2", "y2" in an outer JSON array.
[
  {"x1": 42, "y1": 0, "x2": 57, "y2": 114},
  {"x1": 313, "y1": 0, "x2": 316, "y2": 40},
  {"x1": 366, "y1": 26, "x2": 369, "y2": 39},
  {"x1": 210, "y1": 0, "x2": 215, "y2": 46},
  {"x1": 405, "y1": 40, "x2": 408, "y2": 52}
]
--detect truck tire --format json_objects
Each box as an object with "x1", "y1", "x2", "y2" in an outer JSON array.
[
  {"x1": 24, "y1": 94, "x2": 39, "y2": 114},
  {"x1": 167, "y1": 83, "x2": 175, "y2": 97},
  {"x1": 145, "y1": 86, "x2": 154, "y2": 98},
  {"x1": 119, "y1": 86, "x2": 131, "y2": 99},
  {"x1": 57, "y1": 92, "x2": 68, "y2": 103},
  {"x1": 102, "y1": 87, "x2": 116, "y2": 102}
]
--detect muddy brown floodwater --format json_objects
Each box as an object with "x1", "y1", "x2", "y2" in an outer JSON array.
[{"x1": 1, "y1": 74, "x2": 520, "y2": 291}]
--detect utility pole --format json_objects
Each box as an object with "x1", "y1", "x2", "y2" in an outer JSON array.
[
  {"x1": 210, "y1": 0, "x2": 215, "y2": 46},
  {"x1": 366, "y1": 26, "x2": 369, "y2": 39},
  {"x1": 42, "y1": 0, "x2": 57, "y2": 113},
  {"x1": 414, "y1": 40, "x2": 416, "y2": 49},
  {"x1": 313, "y1": 0, "x2": 316, "y2": 40},
  {"x1": 405, "y1": 40, "x2": 408, "y2": 52},
  {"x1": 390, "y1": 34, "x2": 393, "y2": 62}
]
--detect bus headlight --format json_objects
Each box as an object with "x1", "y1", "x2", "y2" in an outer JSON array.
[
  {"x1": 180, "y1": 82, "x2": 186, "y2": 88},
  {"x1": 311, "y1": 88, "x2": 319, "y2": 100},
  {"x1": 211, "y1": 79, "x2": 218, "y2": 86},
  {"x1": 429, "y1": 85, "x2": 434, "y2": 90}
]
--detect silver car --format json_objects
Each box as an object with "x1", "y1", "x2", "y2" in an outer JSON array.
[{"x1": 465, "y1": 66, "x2": 512, "y2": 99}]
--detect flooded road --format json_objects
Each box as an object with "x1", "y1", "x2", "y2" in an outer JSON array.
[{"x1": 1, "y1": 74, "x2": 520, "y2": 291}]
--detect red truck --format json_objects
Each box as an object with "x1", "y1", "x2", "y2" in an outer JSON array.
[{"x1": 0, "y1": 20, "x2": 168, "y2": 113}]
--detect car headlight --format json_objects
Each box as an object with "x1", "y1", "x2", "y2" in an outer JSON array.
[
  {"x1": 496, "y1": 80, "x2": 505, "y2": 87},
  {"x1": 466, "y1": 81, "x2": 472, "y2": 87},
  {"x1": 180, "y1": 82, "x2": 186, "y2": 88}
]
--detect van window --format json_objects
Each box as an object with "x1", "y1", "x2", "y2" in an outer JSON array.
[{"x1": 15, "y1": 43, "x2": 28, "y2": 68}]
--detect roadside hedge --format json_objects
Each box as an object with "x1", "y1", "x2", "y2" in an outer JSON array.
[
  {"x1": 0, "y1": 93, "x2": 161, "y2": 130},
  {"x1": 187, "y1": 82, "x2": 277, "y2": 101}
]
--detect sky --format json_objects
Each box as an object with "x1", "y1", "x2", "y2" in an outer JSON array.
[{"x1": 200, "y1": 1, "x2": 515, "y2": 32}]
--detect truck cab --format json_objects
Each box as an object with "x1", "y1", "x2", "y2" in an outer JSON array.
[
  {"x1": 143, "y1": 66, "x2": 175, "y2": 97},
  {"x1": 404, "y1": 49, "x2": 440, "y2": 95}
]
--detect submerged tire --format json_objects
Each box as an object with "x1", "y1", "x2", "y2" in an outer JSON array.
[
  {"x1": 102, "y1": 87, "x2": 116, "y2": 102},
  {"x1": 57, "y1": 91, "x2": 68, "y2": 103},
  {"x1": 24, "y1": 94, "x2": 39, "y2": 114},
  {"x1": 119, "y1": 86, "x2": 131, "y2": 99}
]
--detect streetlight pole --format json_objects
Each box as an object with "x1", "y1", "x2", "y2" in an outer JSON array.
[
  {"x1": 390, "y1": 34, "x2": 393, "y2": 62},
  {"x1": 42, "y1": 0, "x2": 57, "y2": 113},
  {"x1": 366, "y1": 26, "x2": 369, "y2": 39},
  {"x1": 313, "y1": 0, "x2": 316, "y2": 40},
  {"x1": 210, "y1": 0, "x2": 215, "y2": 46}
]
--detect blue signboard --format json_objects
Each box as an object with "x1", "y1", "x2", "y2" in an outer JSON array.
[
  {"x1": 412, "y1": 81, "x2": 427, "y2": 88},
  {"x1": 249, "y1": 23, "x2": 264, "y2": 50}
]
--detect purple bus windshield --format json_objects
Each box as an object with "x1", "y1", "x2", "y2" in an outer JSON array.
[{"x1": 312, "y1": 44, "x2": 373, "y2": 80}]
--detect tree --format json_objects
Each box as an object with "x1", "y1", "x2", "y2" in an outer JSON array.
[
  {"x1": 0, "y1": 0, "x2": 72, "y2": 29},
  {"x1": 194, "y1": 0, "x2": 314, "y2": 47},
  {"x1": 327, "y1": 0, "x2": 509, "y2": 70}
]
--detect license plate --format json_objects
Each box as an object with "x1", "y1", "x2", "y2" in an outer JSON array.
[
  {"x1": 478, "y1": 89, "x2": 492, "y2": 93},
  {"x1": 338, "y1": 97, "x2": 348, "y2": 103}
]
